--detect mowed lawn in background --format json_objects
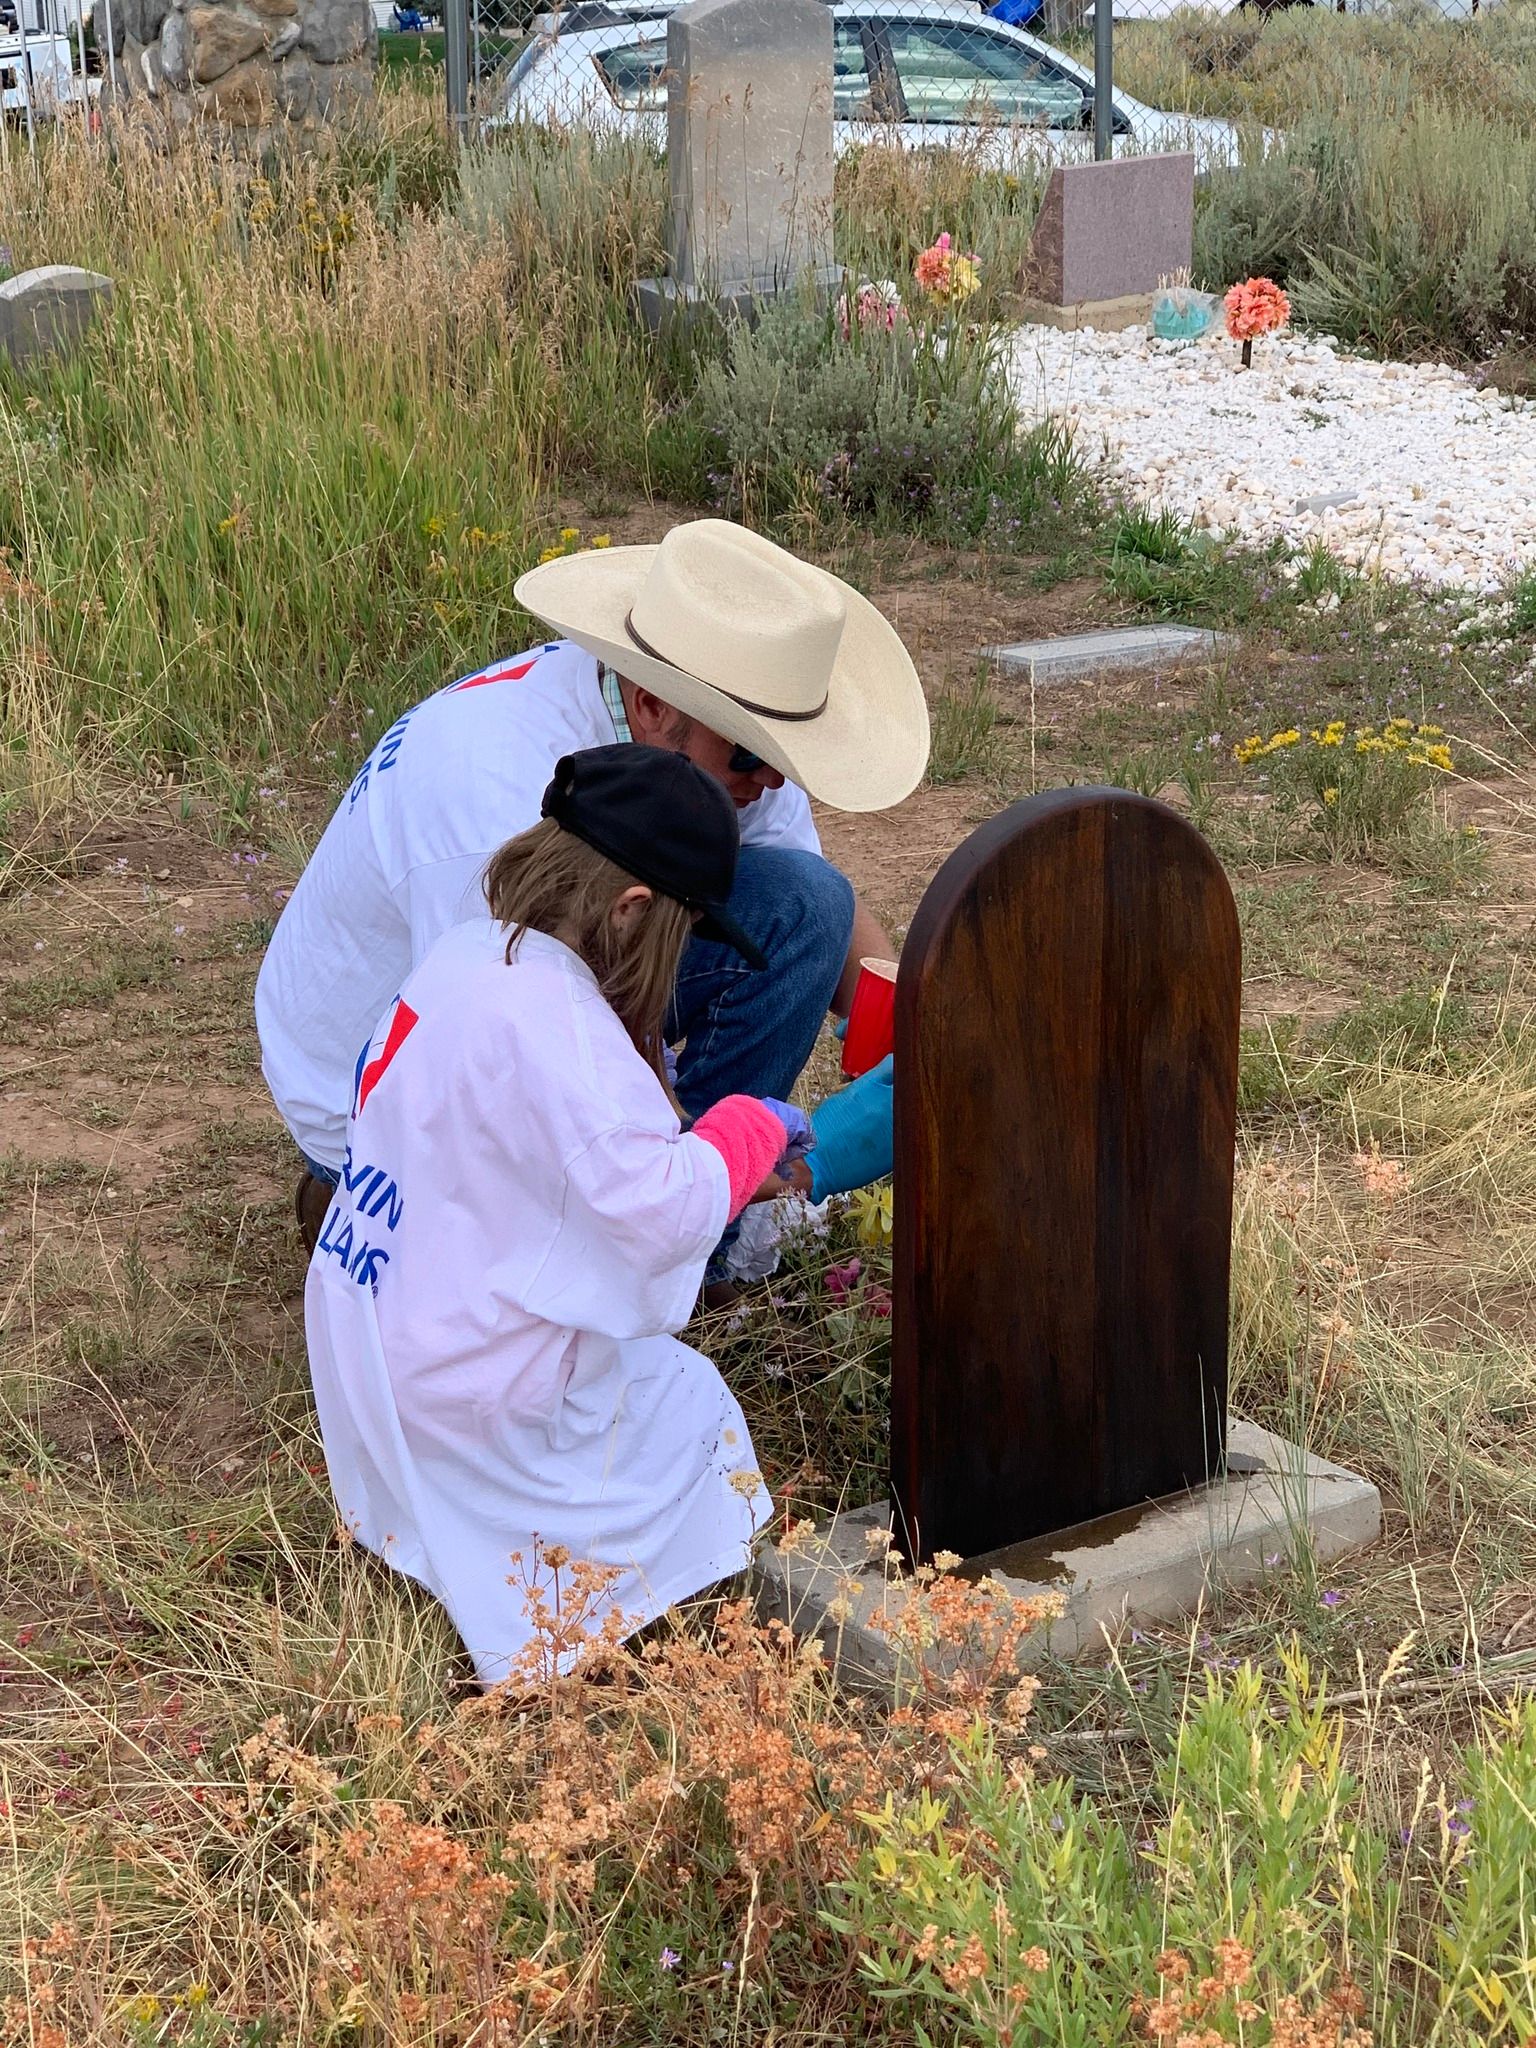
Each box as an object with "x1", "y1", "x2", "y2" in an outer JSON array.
[{"x1": 4, "y1": 41, "x2": 1536, "y2": 2043}]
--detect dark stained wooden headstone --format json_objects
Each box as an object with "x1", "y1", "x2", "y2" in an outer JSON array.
[{"x1": 890, "y1": 788, "x2": 1241, "y2": 1565}]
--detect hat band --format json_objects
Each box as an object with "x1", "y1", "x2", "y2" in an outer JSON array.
[{"x1": 623, "y1": 611, "x2": 829, "y2": 723}]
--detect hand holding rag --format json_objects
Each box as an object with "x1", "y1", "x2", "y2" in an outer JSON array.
[{"x1": 760, "y1": 1097, "x2": 813, "y2": 1174}]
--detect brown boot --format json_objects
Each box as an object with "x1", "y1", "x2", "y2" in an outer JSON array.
[{"x1": 295, "y1": 1172, "x2": 332, "y2": 1258}]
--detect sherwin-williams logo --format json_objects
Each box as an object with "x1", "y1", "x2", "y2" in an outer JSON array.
[{"x1": 352, "y1": 997, "x2": 419, "y2": 1119}]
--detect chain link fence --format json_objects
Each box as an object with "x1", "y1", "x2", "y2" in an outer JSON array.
[{"x1": 472, "y1": 0, "x2": 1206, "y2": 163}]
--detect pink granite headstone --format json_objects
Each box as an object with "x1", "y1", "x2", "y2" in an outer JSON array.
[{"x1": 1024, "y1": 155, "x2": 1195, "y2": 308}]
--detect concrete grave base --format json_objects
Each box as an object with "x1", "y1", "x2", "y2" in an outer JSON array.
[
  {"x1": 1020, "y1": 292, "x2": 1156, "y2": 335},
  {"x1": 755, "y1": 1420, "x2": 1381, "y2": 1689},
  {"x1": 635, "y1": 264, "x2": 844, "y2": 337}
]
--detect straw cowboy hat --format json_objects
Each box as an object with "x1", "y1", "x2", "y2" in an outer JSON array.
[{"x1": 513, "y1": 519, "x2": 929, "y2": 813}]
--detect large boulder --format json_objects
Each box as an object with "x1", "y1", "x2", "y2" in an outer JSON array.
[
  {"x1": 197, "y1": 50, "x2": 276, "y2": 119},
  {"x1": 117, "y1": 0, "x2": 171, "y2": 50},
  {"x1": 297, "y1": 0, "x2": 371, "y2": 67},
  {"x1": 107, "y1": 0, "x2": 374, "y2": 144},
  {"x1": 188, "y1": 3, "x2": 266, "y2": 83}
]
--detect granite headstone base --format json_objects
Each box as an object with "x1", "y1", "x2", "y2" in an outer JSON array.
[
  {"x1": 0, "y1": 267, "x2": 113, "y2": 366},
  {"x1": 756, "y1": 1420, "x2": 1382, "y2": 1691}
]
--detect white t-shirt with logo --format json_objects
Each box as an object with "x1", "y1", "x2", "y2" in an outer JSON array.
[
  {"x1": 304, "y1": 919, "x2": 773, "y2": 1685},
  {"x1": 256, "y1": 640, "x2": 822, "y2": 1173}
]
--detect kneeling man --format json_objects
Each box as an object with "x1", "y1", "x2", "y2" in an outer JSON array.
[{"x1": 256, "y1": 518, "x2": 929, "y2": 1244}]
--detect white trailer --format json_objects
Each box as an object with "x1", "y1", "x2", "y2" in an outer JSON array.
[{"x1": 0, "y1": 30, "x2": 85, "y2": 119}]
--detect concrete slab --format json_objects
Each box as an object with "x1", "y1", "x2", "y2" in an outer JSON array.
[
  {"x1": 754, "y1": 1420, "x2": 1382, "y2": 1690},
  {"x1": 988, "y1": 625, "x2": 1233, "y2": 685}
]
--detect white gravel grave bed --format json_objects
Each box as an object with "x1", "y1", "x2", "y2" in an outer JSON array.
[{"x1": 1006, "y1": 325, "x2": 1536, "y2": 593}]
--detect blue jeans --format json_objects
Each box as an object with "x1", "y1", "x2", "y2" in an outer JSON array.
[
  {"x1": 301, "y1": 1152, "x2": 339, "y2": 1188},
  {"x1": 668, "y1": 846, "x2": 854, "y2": 1118}
]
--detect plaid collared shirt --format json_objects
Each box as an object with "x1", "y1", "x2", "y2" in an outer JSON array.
[{"x1": 599, "y1": 663, "x2": 632, "y2": 744}]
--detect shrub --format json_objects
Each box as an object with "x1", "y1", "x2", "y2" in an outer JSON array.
[
  {"x1": 1194, "y1": 99, "x2": 1536, "y2": 357},
  {"x1": 693, "y1": 294, "x2": 1078, "y2": 543}
]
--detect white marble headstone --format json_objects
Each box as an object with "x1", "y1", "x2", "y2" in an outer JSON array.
[{"x1": 665, "y1": 0, "x2": 835, "y2": 297}]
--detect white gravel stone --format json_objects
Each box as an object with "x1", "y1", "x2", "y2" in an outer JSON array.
[{"x1": 1006, "y1": 325, "x2": 1536, "y2": 593}]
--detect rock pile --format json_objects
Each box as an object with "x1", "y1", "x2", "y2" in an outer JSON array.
[
  {"x1": 106, "y1": 0, "x2": 376, "y2": 145},
  {"x1": 1008, "y1": 324, "x2": 1536, "y2": 593}
]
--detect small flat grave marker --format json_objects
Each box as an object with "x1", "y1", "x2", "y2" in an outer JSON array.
[{"x1": 989, "y1": 625, "x2": 1232, "y2": 685}]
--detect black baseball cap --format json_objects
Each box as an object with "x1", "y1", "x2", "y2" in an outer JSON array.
[{"x1": 541, "y1": 744, "x2": 767, "y2": 969}]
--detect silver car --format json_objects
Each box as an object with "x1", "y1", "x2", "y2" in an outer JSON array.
[{"x1": 488, "y1": 0, "x2": 1250, "y2": 171}]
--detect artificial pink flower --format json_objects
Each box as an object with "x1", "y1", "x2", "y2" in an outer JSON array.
[
  {"x1": 824, "y1": 1257, "x2": 863, "y2": 1300},
  {"x1": 1223, "y1": 276, "x2": 1290, "y2": 344},
  {"x1": 914, "y1": 233, "x2": 980, "y2": 305}
]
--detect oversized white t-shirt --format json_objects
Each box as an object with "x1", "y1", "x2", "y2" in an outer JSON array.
[
  {"x1": 257, "y1": 640, "x2": 822, "y2": 1173},
  {"x1": 304, "y1": 920, "x2": 774, "y2": 1686}
]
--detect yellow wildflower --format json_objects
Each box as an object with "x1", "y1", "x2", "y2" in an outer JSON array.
[
  {"x1": 559, "y1": 525, "x2": 580, "y2": 542},
  {"x1": 1322, "y1": 787, "x2": 1339, "y2": 805},
  {"x1": 538, "y1": 546, "x2": 560, "y2": 564},
  {"x1": 592, "y1": 534, "x2": 612, "y2": 549},
  {"x1": 185, "y1": 1983, "x2": 210, "y2": 2008},
  {"x1": 422, "y1": 514, "x2": 446, "y2": 539},
  {"x1": 130, "y1": 1995, "x2": 162, "y2": 2024}
]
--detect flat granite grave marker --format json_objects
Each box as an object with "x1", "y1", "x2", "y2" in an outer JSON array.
[
  {"x1": 757, "y1": 789, "x2": 1382, "y2": 1676},
  {"x1": 635, "y1": 0, "x2": 840, "y2": 332},
  {"x1": 1021, "y1": 156, "x2": 1194, "y2": 332}
]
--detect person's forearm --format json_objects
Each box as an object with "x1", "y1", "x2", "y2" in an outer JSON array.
[{"x1": 834, "y1": 895, "x2": 896, "y2": 1017}]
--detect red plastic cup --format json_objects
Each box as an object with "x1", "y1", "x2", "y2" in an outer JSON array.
[{"x1": 841, "y1": 957, "x2": 898, "y2": 1079}]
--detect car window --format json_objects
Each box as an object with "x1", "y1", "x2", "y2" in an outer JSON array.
[
  {"x1": 882, "y1": 20, "x2": 1086, "y2": 128},
  {"x1": 592, "y1": 34, "x2": 668, "y2": 111},
  {"x1": 833, "y1": 20, "x2": 876, "y2": 119}
]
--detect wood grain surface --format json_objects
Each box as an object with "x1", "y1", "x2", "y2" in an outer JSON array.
[{"x1": 889, "y1": 787, "x2": 1242, "y2": 1564}]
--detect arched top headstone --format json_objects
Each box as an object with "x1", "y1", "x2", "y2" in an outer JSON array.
[{"x1": 890, "y1": 787, "x2": 1241, "y2": 1565}]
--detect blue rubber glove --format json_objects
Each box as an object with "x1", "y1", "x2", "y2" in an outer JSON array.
[
  {"x1": 807, "y1": 1055, "x2": 894, "y2": 1202},
  {"x1": 761, "y1": 1096, "x2": 813, "y2": 1168}
]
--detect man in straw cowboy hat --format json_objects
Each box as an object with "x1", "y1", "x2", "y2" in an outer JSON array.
[{"x1": 256, "y1": 517, "x2": 928, "y2": 1253}]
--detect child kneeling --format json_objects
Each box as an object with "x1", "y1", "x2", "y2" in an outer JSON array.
[{"x1": 304, "y1": 745, "x2": 795, "y2": 1686}]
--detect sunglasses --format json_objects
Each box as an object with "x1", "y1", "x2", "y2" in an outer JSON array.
[{"x1": 728, "y1": 744, "x2": 767, "y2": 775}]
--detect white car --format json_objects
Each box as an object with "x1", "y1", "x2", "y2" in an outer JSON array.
[{"x1": 488, "y1": 0, "x2": 1251, "y2": 172}]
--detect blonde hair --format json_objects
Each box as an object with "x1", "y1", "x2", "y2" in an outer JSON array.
[{"x1": 484, "y1": 819, "x2": 693, "y2": 1068}]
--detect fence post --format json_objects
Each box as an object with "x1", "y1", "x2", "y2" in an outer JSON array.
[
  {"x1": 444, "y1": 0, "x2": 470, "y2": 134},
  {"x1": 1093, "y1": 0, "x2": 1113, "y2": 161}
]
